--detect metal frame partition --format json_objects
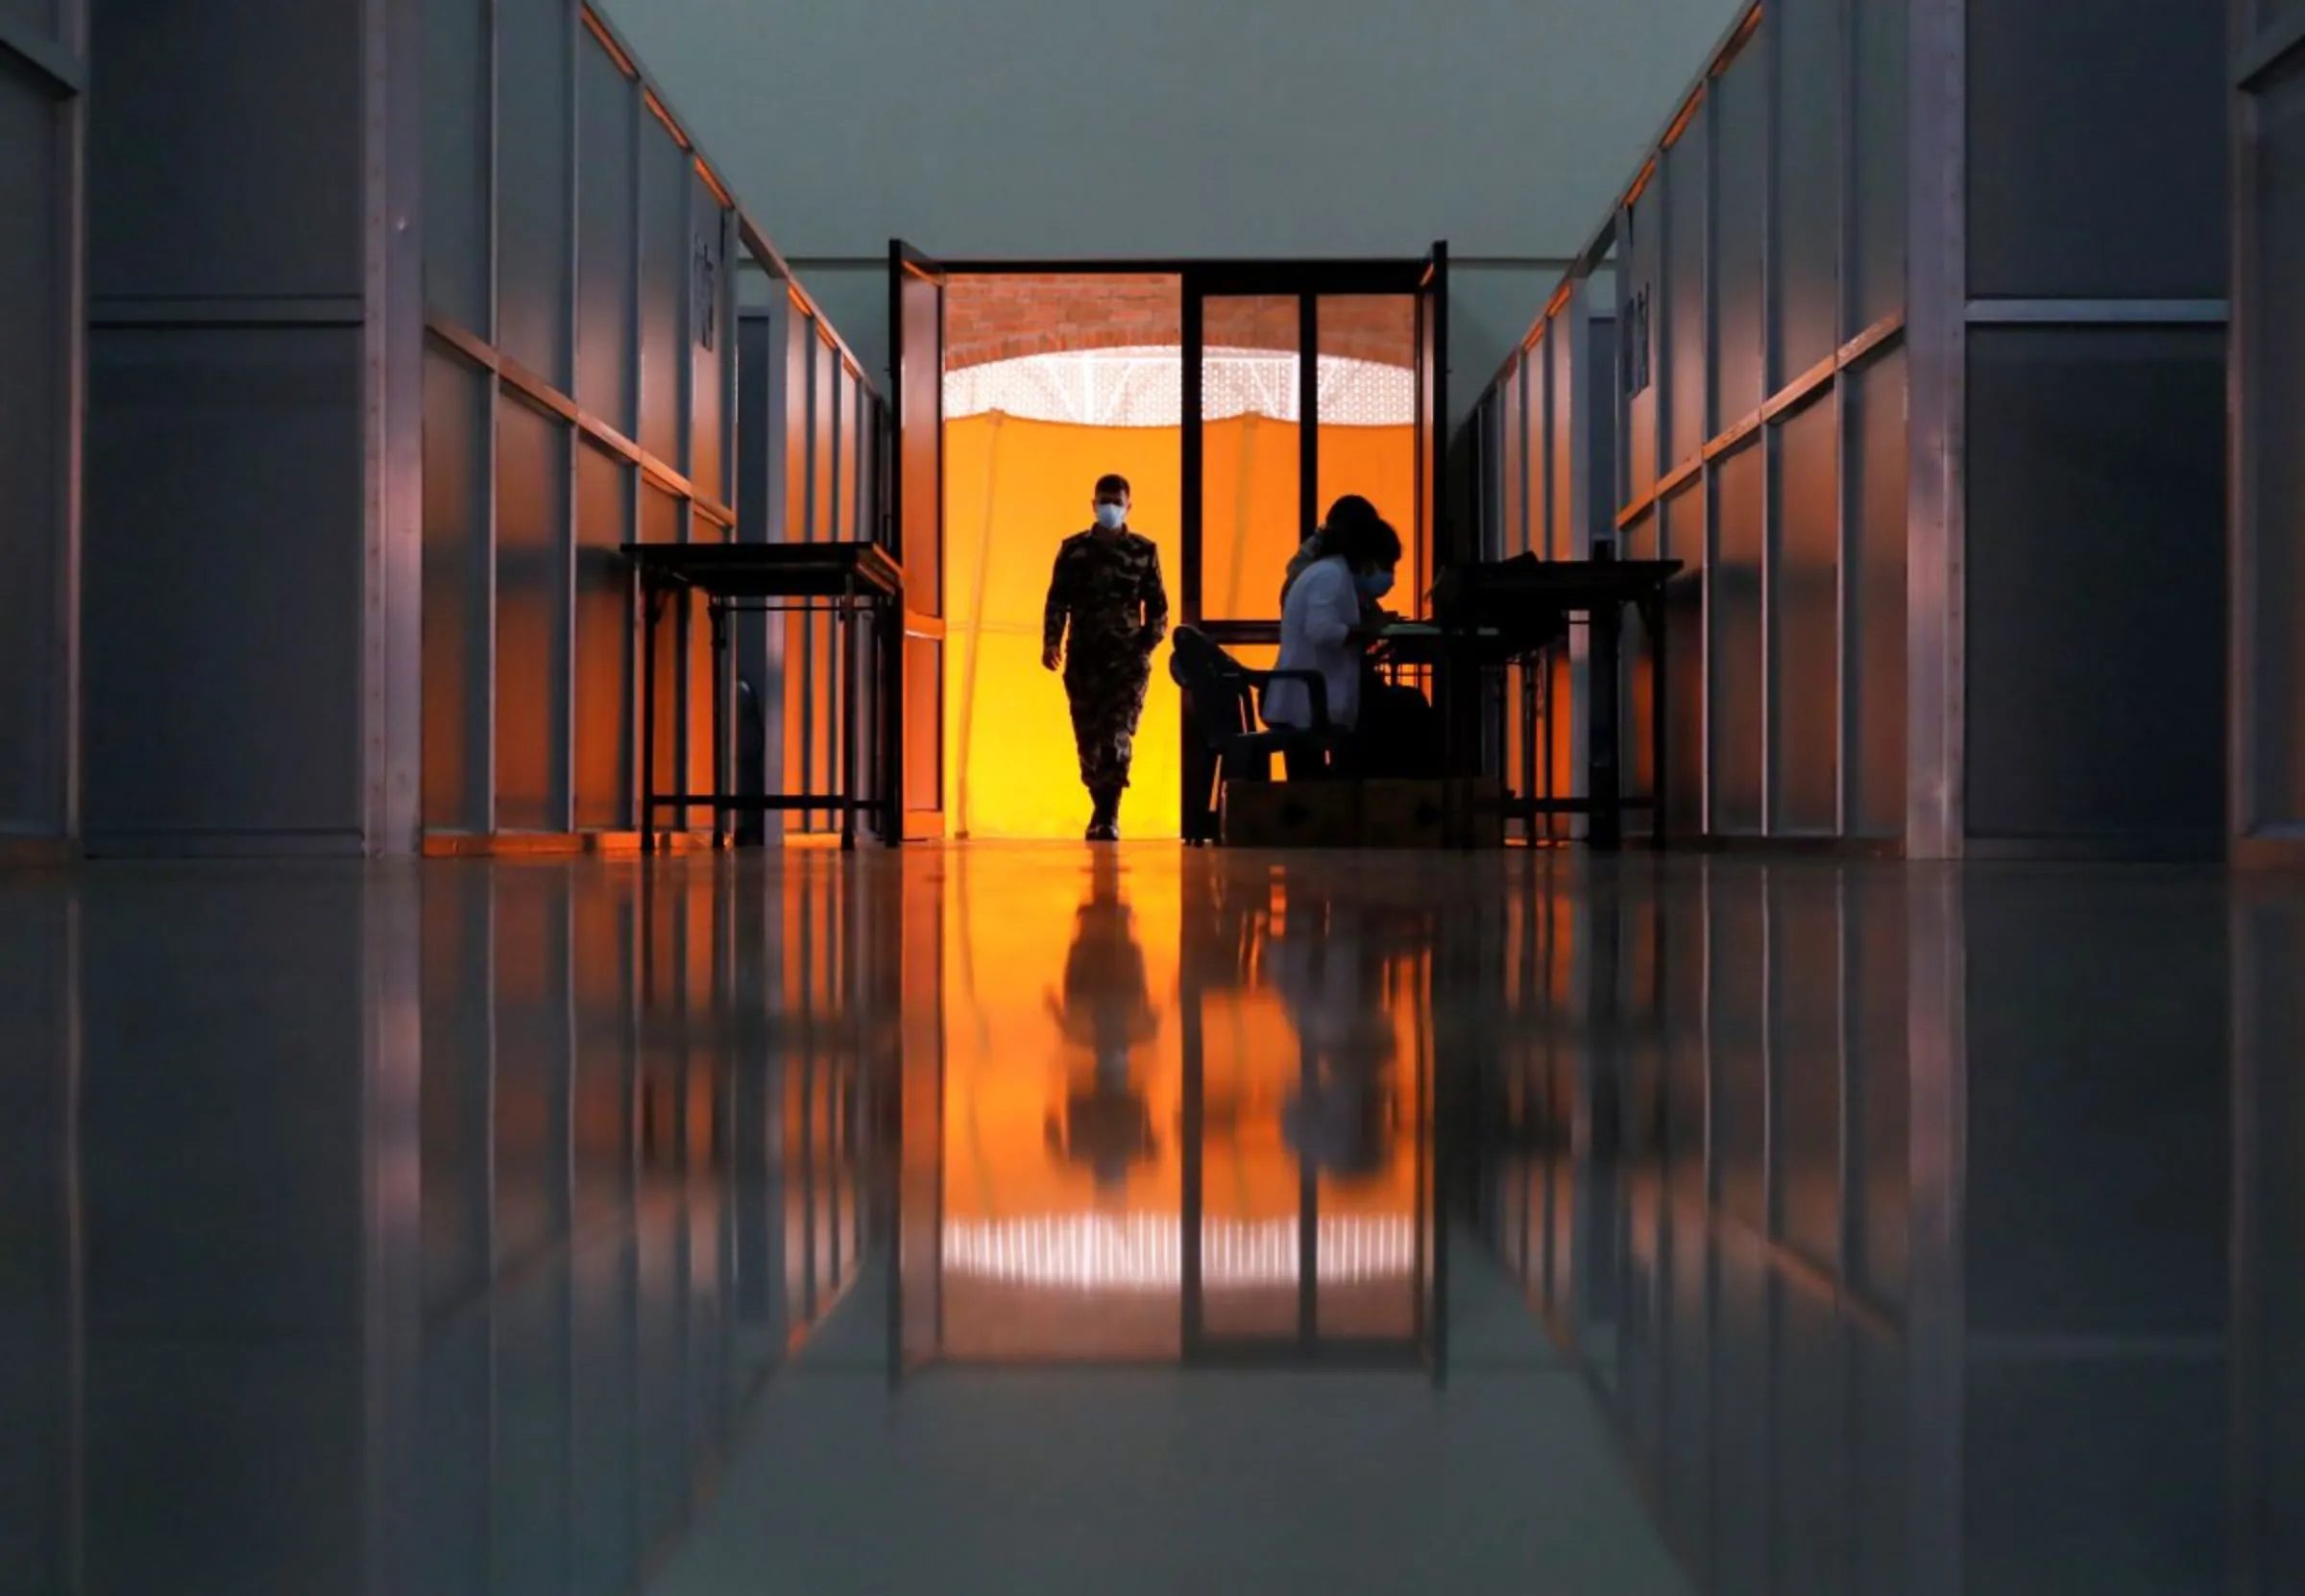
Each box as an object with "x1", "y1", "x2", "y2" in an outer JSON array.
[
  {"x1": 1463, "y1": 0, "x2": 1913, "y2": 852},
  {"x1": 418, "y1": 1, "x2": 886, "y2": 853}
]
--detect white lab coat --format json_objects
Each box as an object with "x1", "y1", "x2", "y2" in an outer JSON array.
[{"x1": 1262, "y1": 554, "x2": 1364, "y2": 732}]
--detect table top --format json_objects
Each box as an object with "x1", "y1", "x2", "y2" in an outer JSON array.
[
  {"x1": 1434, "y1": 557, "x2": 1685, "y2": 617},
  {"x1": 620, "y1": 540, "x2": 903, "y2": 600}
]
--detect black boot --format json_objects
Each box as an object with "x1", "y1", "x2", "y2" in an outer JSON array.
[{"x1": 1086, "y1": 786, "x2": 1121, "y2": 842}]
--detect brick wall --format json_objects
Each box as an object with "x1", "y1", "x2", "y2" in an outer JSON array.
[{"x1": 945, "y1": 275, "x2": 1418, "y2": 371}]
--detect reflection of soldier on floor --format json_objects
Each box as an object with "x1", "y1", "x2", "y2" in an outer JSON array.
[
  {"x1": 1041, "y1": 472, "x2": 1170, "y2": 842},
  {"x1": 1043, "y1": 853, "x2": 1161, "y2": 1189}
]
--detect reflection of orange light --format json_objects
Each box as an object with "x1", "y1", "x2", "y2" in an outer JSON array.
[
  {"x1": 935, "y1": 849, "x2": 1425, "y2": 1249},
  {"x1": 942, "y1": 414, "x2": 1417, "y2": 839}
]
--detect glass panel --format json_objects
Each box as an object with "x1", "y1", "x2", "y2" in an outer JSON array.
[
  {"x1": 1774, "y1": 0, "x2": 1841, "y2": 385},
  {"x1": 1620, "y1": 187, "x2": 1660, "y2": 507},
  {"x1": 1662, "y1": 114, "x2": 1709, "y2": 466},
  {"x1": 576, "y1": 40, "x2": 636, "y2": 429},
  {"x1": 423, "y1": 0, "x2": 491, "y2": 334},
  {"x1": 813, "y1": 326, "x2": 837, "y2": 542},
  {"x1": 495, "y1": 393, "x2": 571, "y2": 832},
  {"x1": 1661, "y1": 482, "x2": 1707, "y2": 839},
  {"x1": 639, "y1": 111, "x2": 689, "y2": 470},
  {"x1": 496, "y1": 0, "x2": 570, "y2": 385},
  {"x1": 1201, "y1": 297, "x2": 1301, "y2": 621},
  {"x1": 1523, "y1": 337, "x2": 1549, "y2": 559},
  {"x1": 1499, "y1": 365, "x2": 1522, "y2": 559},
  {"x1": 1315, "y1": 294, "x2": 1419, "y2": 609},
  {"x1": 1711, "y1": 40, "x2": 1769, "y2": 433},
  {"x1": 690, "y1": 182, "x2": 727, "y2": 505},
  {"x1": 785, "y1": 310, "x2": 813, "y2": 543},
  {"x1": 1850, "y1": 0, "x2": 1907, "y2": 335},
  {"x1": 422, "y1": 350, "x2": 491, "y2": 830},
  {"x1": 641, "y1": 486, "x2": 682, "y2": 800},
  {"x1": 573, "y1": 441, "x2": 631, "y2": 831},
  {"x1": 689, "y1": 510, "x2": 722, "y2": 801},
  {"x1": 839, "y1": 365, "x2": 862, "y2": 540},
  {"x1": 1711, "y1": 441, "x2": 1765, "y2": 836},
  {"x1": 1771, "y1": 397, "x2": 1839, "y2": 835}
]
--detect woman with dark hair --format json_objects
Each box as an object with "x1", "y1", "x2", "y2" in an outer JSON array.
[
  {"x1": 1264, "y1": 514, "x2": 1439, "y2": 779},
  {"x1": 1279, "y1": 494, "x2": 1382, "y2": 609},
  {"x1": 1263, "y1": 514, "x2": 1402, "y2": 777}
]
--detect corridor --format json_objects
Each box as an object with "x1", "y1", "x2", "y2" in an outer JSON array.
[{"x1": 2, "y1": 845, "x2": 2291, "y2": 1594}]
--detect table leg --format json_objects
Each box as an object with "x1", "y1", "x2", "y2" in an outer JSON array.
[
  {"x1": 641, "y1": 580, "x2": 659, "y2": 854},
  {"x1": 1590, "y1": 603, "x2": 1622, "y2": 851},
  {"x1": 710, "y1": 599, "x2": 728, "y2": 851}
]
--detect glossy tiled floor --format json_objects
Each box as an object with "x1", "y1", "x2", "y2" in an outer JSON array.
[{"x1": 2, "y1": 845, "x2": 2299, "y2": 1594}]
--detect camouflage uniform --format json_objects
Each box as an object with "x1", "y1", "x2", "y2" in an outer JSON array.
[{"x1": 1042, "y1": 528, "x2": 1170, "y2": 805}]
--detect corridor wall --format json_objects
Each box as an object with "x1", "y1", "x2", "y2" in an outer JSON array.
[
  {"x1": 80, "y1": 0, "x2": 425, "y2": 855},
  {"x1": 418, "y1": 0, "x2": 883, "y2": 848},
  {"x1": 0, "y1": 5, "x2": 83, "y2": 849},
  {"x1": 1468, "y1": 0, "x2": 2228, "y2": 857},
  {"x1": 2231, "y1": 7, "x2": 2305, "y2": 865}
]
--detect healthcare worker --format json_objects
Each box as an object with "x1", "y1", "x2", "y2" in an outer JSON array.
[{"x1": 1262, "y1": 516, "x2": 1403, "y2": 777}]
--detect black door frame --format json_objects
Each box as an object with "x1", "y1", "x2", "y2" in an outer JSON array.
[
  {"x1": 898, "y1": 250, "x2": 1451, "y2": 847},
  {"x1": 918, "y1": 252, "x2": 1451, "y2": 634}
]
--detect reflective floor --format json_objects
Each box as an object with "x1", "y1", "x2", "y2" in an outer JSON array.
[{"x1": 2, "y1": 845, "x2": 2299, "y2": 1594}]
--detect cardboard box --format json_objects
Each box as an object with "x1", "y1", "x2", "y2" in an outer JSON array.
[
  {"x1": 1220, "y1": 779, "x2": 1359, "y2": 848},
  {"x1": 1445, "y1": 777, "x2": 1508, "y2": 850},
  {"x1": 1357, "y1": 780, "x2": 1449, "y2": 849},
  {"x1": 1220, "y1": 776, "x2": 1510, "y2": 850}
]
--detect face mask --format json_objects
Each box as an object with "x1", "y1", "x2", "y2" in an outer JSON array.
[
  {"x1": 1357, "y1": 569, "x2": 1395, "y2": 600},
  {"x1": 1094, "y1": 503, "x2": 1128, "y2": 531}
]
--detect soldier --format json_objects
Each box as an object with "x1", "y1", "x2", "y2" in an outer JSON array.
[{"x1": 1041, "y1": 473, "x2": 1170, "y2": 841}]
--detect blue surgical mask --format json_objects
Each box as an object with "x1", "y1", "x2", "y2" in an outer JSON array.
[
  {"x1": 1356, "y1": 569, "x2": 1395, "y2": 599},
  {"x1": 1094, "y1": 503, "x2": 1128, "y2": 531}
]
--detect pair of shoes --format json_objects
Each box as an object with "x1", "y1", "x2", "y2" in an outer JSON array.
[{"x1": 1085, "y1": 820, "x2": 1120, "y2": 842}]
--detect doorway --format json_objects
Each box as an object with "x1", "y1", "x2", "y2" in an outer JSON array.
[{"x1": 889, "y1": 249, "x2": 1450, "y2": 841}]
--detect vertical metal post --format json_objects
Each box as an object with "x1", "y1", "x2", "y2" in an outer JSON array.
[
  {"x1": 1904, "y1": 0, "x2": 1969, "y2": 860},
  {"x1": 1759, "y1": 8, "x2": 1781, "y2": 839},
  {"x1": 560, "y1": 0, "x2": 581, "y2": 836}
]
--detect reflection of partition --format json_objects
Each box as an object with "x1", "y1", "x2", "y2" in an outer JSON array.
[
  {"x1": 1487, "y1": 864, "x2": 2238, "y2": 1591},
  {"x1": 2234, "y1": 886, "x2": 2305, "y2": 1589},
  {"x1": 1487, "y1": 868, "x2": 1914, "y2": 1588},
  {"x1": 1466, "y1": 0, "x2": 2225, "y2": 858},
  {"x1": 420, "y1": 2, "x2": 883, "y2": 847},
  {"x1": 416, "y1": 858, "x2": 878, "y2": 1587}
]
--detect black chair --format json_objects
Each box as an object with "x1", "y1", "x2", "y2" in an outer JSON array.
[{"x1": 1168, "y1": 626, "x2": 1339, "y2": 845}]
